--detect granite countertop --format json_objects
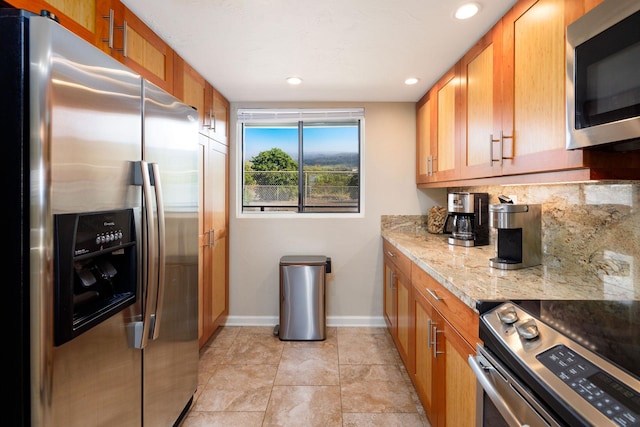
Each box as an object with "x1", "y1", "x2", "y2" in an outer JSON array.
[{"x1": 382, "y1": 216, "x2": 640, "y2": 313}]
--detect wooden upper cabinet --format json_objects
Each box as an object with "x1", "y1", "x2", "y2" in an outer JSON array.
[
  {"x1": 119, "y1": 5, "x2": 174, "y2": 93},
  {"x1": 418, "y1": 0, "x2": 640, "y2": 186},
  {"x1": 499, "y1": 0, "x2": 581, "y2": 176},
  {"x1": 174, "y1": 58, "x2": 230, "y2": 143},
  {"x1": 583, "y1": 0, "x2": 604, "y2": 13},
  {"x1": 46, "y1": 0, "x2": 95, "y2": 34},
  {"x1": 208, "y1": 87, "x2": 230, "y2": 145},
  {"x1": 464, "y1": 0, "x2": 584, "y2": 178},
  {"x1": 416, "y1": 92, "x2": 434, "y2": 184},
  {"x1": 99, "y1": 1, "x2": 176, "y2": 92},
  {"x1": 5, "y1": 0, "x2": 97, "y2": 44},
  {"x1": 174, "y1": 55, "x2": 208, "y2": 135},
  {"x1": 415, "y1": 66, "x2": 460, "y2": 185},
  {"x1": 434, "y1": 66, "x2": 460, "y2": 182},
  {"x1": 459, "y1": 22, "x2": 503, "y2": 180}
]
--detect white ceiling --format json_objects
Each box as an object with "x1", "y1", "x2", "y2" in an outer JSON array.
[{"x1": 122, "y1": 0, "x2": 518, "y2": 103}]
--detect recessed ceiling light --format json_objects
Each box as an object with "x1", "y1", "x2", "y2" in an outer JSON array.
[
  {"x1": 405, "y1": 77, "x2": 419, "y2": 85},
  {"x1": 286, "y1": 77, "x2": 303, "y2": 85},
  {"x1": 455, "y1": 2, "x2": 480, "y2": 20}
]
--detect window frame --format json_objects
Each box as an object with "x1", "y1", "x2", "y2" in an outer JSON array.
[{"x1": 236, "y1": 108, "x2": 365, "y2": 218}]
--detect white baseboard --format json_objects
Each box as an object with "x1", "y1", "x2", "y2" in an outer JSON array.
[
  {"x1": 327, "y1": 316, "x2": 387, "y2": 327},
  {"x1": 224, "y1": 315, "x2": 386, "y2": 328}
]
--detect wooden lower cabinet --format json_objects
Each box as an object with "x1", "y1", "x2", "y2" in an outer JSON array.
[
  {"x1": 396, "y1": 270, "x2": 412, "y2": 369},
  {"x1": 414, "y1": 289, "x2": 442, "y2": 425},
  {"x1": 443, "y1": 320, "x2": 477, "y2": 427},
  {"x1": 383, "y1": 241, "x2": 479, "y2": 426},
  {"x1": 383, "y1": 262, "x2": 397, "y2": 332},
  {"x1": 410, "y1": 262, "x2": 479, "y2": 426},
  {"x1": 383, "y1": 239, "x2": 414, "y2": 370}
]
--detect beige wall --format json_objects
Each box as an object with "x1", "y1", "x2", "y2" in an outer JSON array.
[{"x1": 228, "y1": 102, "x2": 446, "y2": 326}]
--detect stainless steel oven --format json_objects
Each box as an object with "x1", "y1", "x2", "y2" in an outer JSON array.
[
  {"x1": 470, "y1": 344, "x2": 561, "y2": 427},
  {"x1": 470, "y1": 301, "x2": 640, "y2": 427}
]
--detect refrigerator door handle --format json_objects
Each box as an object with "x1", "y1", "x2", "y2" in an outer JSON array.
[
  {"x1": 130, "y1": 160, "x2": 157, "y2": 349},
  {"x1": 150, "y1": 162, "x2": 166, "y2": 340}
]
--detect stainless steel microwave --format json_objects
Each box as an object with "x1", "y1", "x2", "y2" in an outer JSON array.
[{"x1": 566, "y1": 0, "x2": 640, "y2": 150}]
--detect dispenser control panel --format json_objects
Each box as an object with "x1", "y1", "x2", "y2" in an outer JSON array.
[{"x1": 72, "y1": 210, "x2": 135, "y2": 256}]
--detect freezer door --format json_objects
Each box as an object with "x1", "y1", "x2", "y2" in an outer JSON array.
[
  {"x1": 141, "y1": 80, "x2": 199, "y2": 426},
  {"x1": 28, "y1": 15, "x2": 143, "y2": 427}
]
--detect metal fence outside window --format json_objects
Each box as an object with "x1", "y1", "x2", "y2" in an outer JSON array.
[{"x1": 243, "y1": 170, "x2": 359, "y2": 211}]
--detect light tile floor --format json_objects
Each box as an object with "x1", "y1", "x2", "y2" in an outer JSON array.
[{"x1": 182, "y1": 326, "x2": 430, "y2": 427}]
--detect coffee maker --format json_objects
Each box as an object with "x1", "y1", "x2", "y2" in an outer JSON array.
[
  {"x1": 444, "y1": 192, "x2": 489, "y2": 247},
  {"x1": 489, "y1": 203, "x2": 541, "y2": 270}
]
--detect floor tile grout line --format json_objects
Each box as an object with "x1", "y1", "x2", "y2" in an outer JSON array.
[{"x1": 188, "y1": 326, "x2": 429, "y2": 426}]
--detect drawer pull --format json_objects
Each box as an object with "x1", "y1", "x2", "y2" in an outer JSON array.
[
  {"x1": 426, "y1": 288, "x2": 443, "y2": 301},
  {"x1": 386, "y1": 250, "x2": 396, "y2": 258}
]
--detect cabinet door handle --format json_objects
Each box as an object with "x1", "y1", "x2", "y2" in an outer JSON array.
[
  {"x1": 432, "y1": 325, "x2": 444, "y2": 358},
  {"x1": 426, "y1": 288, "x2": 443, "y2": 301},
  {"x1": 427, "y1": 319, "x2": 433, "y2": 348},
  {"x1": 102, "y1": 9, "x2": 115, "y2": 49},
  {"x1": 500, "y1": 131, "x2": 514, "y2": 163},
  {"x1": 491, "y1": 132, "x2": 515, "y2": 166},
  {"x1": 489, "y1": 133, "x2": 500, "y2": 166},
  {"x1": 207, "y1": 109, "x2": 213, "y2": 130},
  {"x1": 104, "y1": 11, "x2": 127, "y2": 57},
  {"x1": 115, "y1": 20, "x2": 128, "y2": 58}
]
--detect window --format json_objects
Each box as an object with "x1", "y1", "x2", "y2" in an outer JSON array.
[{"x1": 238, "y1": 108, "x2": 363, "y2": 214}]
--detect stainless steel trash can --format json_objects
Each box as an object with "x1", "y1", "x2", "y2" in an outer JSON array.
[{"x1": 276, "y1": 255, "x2": 331, "y2": 341}]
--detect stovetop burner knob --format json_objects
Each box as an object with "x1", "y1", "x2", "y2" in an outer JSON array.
[
  {"x1": 516, "y1": 319, "x2": 540, "y2": 340},
  {"x1": 497, "y1": 305, "x2": 519, "y2": 324}
]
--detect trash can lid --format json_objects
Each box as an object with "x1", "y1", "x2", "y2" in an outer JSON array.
[{"x1": 280, "y1": 255, "x2": 328, "y2": 266}]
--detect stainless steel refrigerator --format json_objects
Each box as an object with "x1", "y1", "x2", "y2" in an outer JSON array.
[{"x1": 3, "y1": 9, "x2": 199, "y2": 426}]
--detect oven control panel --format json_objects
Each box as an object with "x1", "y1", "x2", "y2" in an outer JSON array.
[
  {"x1": 538, "y1": 344, "x2": 640, "y2": 426},
  {"x1": 481, "y1": 302, "x2": 640, "y2": 427}
]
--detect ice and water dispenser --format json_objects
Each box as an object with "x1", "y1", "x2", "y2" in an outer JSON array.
[{"x1": 54, "y1": 209, "x2": 137, "y2": 345}]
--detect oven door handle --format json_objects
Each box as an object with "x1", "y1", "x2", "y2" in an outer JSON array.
[{"x1": 469, "y1": 354, "x2": 535, "y2": 427}]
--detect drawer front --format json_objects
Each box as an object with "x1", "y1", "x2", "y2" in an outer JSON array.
[
  {"x1": 411, "y1": 264, "x2": 479, "y2": 347},
  {"x1": 383, "y1": 239, "x2": 412, "y2": 278}
]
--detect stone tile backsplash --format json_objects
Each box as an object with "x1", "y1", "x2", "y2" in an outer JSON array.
[{"x1": 448, "y1": 181, "x2": 640, "y2": 283}]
